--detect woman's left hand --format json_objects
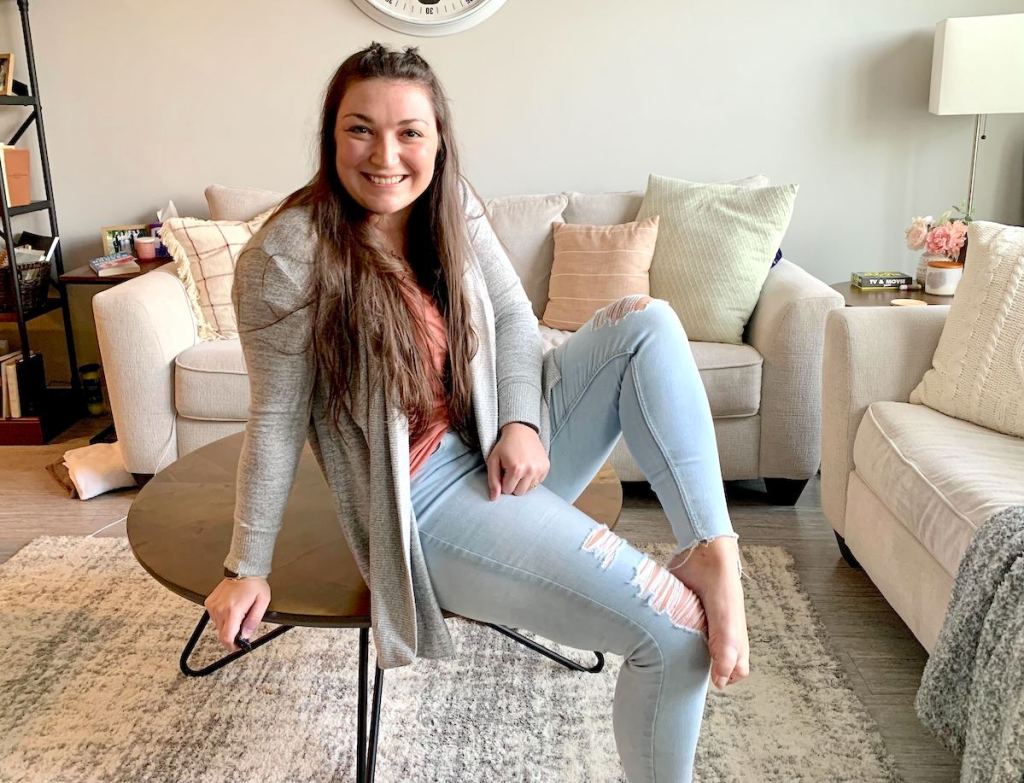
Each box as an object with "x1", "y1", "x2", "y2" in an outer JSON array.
[{"x1": 486, "y1": 422, "x2": 550, "y2": 500}]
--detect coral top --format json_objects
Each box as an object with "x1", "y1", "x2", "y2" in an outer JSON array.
[{"x1": 397, "y1": 278, "x2": 451, "y2": 478}]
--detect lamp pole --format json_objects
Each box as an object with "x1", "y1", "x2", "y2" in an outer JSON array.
[{"x1": 966, "y1": 114, "x2": 986, "y2": 217}]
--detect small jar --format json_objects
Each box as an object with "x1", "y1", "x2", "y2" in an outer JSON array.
[
  {"x1": 133, "y1": 236, "x2": 157, "y2": 260},
  {"x1": 924, "y1": 260, "x2": 964, "y2": 296}
]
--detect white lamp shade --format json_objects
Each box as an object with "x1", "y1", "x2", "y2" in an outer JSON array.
[{"x1": 929, "y1": 13, "x2": 1024, "y2": 115}]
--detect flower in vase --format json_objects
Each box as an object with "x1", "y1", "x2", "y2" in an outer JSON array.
[
  {"x1": 926, "y1": 224, "x2": 953, "y2": 255},
  {"x1": 946, "y1": 220, "x2": 968, "y2": 258},
  {"x1": 905, "y1": 216, "x2": 933, "y2": 250}
]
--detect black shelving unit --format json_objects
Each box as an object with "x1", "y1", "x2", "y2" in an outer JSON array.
[{"x1": 0, "y1": 0, "x2": 82, "y2": 444}]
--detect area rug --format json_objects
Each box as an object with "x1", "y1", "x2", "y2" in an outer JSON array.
[{"x1": 0, "y1": 537, "x2": 898, "y2": 782}]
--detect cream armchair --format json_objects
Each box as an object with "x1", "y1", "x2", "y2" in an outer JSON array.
[
  {"x1": 821, "y1": 306, "x2": 1024, "y2": 649},
  {"x1": 94, "y1": 186, "x2": 843, "y2": 505}
]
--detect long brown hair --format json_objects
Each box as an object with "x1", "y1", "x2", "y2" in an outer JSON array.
[{"x1": 273, "y1": 43, "x2": 479, "y2": 448}]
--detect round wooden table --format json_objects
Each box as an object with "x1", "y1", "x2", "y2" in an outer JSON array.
[
  {"x1": 127, "y1": 431, "x2": 622, "y2": 782},
  {"x1": 128, "y1": 431, "x2": 622, "y2": 627}
]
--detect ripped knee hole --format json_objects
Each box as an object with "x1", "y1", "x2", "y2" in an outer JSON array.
[
  {"x1": 591, "y1": 295, "x2": 654, "y2": 330},
  {"x1": 581, "y1": 526, "x2": 708, "y2": 635}
]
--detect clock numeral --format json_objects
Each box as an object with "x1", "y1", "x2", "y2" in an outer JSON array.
[{"x1": 425, "y1": 6, "x2": 433, "y2": 13}]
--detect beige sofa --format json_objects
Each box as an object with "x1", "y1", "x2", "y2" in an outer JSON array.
[
  {"x1": 94, "y1": 185, "x2": 842, "y2": 502},
  {"x1": 821, "y1": 306, "x2": 1024, "y2": 651}
]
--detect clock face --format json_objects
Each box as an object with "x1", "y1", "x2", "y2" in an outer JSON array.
[{"x1": 351, "y1": 0, "x2": 508, "y2": 37}]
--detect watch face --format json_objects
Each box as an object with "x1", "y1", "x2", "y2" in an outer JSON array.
[{"x1": 353, "y1": 0, "x2": 507, "y2": 36}]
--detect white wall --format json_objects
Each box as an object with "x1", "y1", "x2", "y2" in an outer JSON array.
[{"x1": 2, "y1": 0, "x2": 1023, "y2": 381}]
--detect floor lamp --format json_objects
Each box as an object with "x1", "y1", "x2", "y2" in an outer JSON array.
[{"x1": 929, "y1": 13, "x2": 1024, "y2": 218}]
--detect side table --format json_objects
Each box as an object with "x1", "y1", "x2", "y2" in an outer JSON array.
[
  {"x1": 830, "y1": 281, "x2": 953, "y2": 307},
  {"x1": 59, "y1": 258, "x2": 169, "y2": 285},
  {"x1": 60, "y1": 259, "x2": 170, "y2": 443}
]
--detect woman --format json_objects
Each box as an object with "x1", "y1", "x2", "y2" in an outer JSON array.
[{"x1": 205, "y1": 43, "x2": 749, "y2": 781}]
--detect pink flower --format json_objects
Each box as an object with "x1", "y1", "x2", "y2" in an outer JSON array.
[
  {"x1": 926, "y1": 225, "x2": 953, "y2": 255},
  {"x1": 905, "y1": 223, "x2": 929, "y2": 250},
  {"x1": 909, "y1": 214, "x2": 933, "y2": 248},
  {"x1": 946, "y1": 221, "x2": 968, "y2": 256}
]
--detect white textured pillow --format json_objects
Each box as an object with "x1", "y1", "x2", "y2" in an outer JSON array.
[
  {"x1": 484, "y1": 193, "x2": 569, "y2": 319},
  {"x1": 910, "y1": 221, "x2": 1024, "y2": 438},
  {"x1": 638, "y1": 174, "x2": 797, "y2": 344}
]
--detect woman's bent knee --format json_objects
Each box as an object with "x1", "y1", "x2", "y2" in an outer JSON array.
[{"x1": 591, "y1": 296, "x2": 685, "y2": 339}]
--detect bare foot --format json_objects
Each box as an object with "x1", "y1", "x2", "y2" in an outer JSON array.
[{"x1": 668, "y1": 537, "x2": 750, "y2": 690}]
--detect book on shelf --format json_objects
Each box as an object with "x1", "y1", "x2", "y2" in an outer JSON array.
[
  {"x1": 4, "y1": 362, "x2": 20, "y2": 418},
  {"x1": 88, "y1": 251, "x2": 140, "y2": 277},
  {"x1": 850, "y1": 271, "x2": 914, "y2": 289},
  {"x1": 0, "y1": 145, "x2": 30, "y2": 207},
  {"x1": 0, "y1": 350, "x2": 20, "y2": 419}
]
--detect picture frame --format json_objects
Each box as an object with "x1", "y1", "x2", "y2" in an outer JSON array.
[
  {"x1": 0, "y1": 53, "x2": 13, "y2": 97},
  {"x1": 101, "y1": 224, "x2": 148, "y2": 256}
]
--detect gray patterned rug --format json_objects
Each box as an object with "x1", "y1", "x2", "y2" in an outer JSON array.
[{"x1": 0, "y1": 537, "x2": 898, "y2": 782}]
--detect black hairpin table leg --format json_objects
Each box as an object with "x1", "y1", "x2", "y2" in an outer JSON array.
[
  {"x1": 356, "y1": 627, "x2": 385, "y2": 783},
  {"x1": 180, "y1": 610, "x2": 294, "y2": 677},
  {"x1": 485, "y1": 623, "x2": 605, "y2": 673}
]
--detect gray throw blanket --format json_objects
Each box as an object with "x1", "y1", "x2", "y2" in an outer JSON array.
[{"x1": 916, "y1": 505, "x2": 1024, "y2": 782}]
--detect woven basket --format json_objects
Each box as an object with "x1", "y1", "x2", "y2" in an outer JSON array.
[{"x1": 0, "y1": 250, "x2": 51, "y2": 313}]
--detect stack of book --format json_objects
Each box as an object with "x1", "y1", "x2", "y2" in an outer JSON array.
[
  {"x1": 850, "y1": 271, "x2": 915, "y2": 290},
  {"x1": 88, "y1": 251, "x2": 140, "y2": 277}
]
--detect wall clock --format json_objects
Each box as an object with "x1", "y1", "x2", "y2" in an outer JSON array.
[{"x1": 351, "y1": 0, "x2": 508, "y2": 37}]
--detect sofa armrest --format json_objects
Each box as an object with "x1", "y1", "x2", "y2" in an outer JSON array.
[
  {"x1": 746, "y1": 259, "x2": 845, "y2": 479},
  {"x1": 820, "y1": 305, "x2": 950, "y2": 534},
  {"x1": 93, "y1": 264, "x2": 199, "y2": 474}
]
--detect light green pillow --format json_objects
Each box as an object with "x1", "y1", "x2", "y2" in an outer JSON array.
[{"x1": 637, "y1": 174, "x2": 798, "y2": 344}]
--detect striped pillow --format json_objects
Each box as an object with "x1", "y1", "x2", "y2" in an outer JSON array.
[{"x1": 540, "y1": 216, "x2": 659, "y2": 331}]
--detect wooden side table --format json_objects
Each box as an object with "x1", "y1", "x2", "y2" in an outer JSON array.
[
  {"x1": 58, "y1": 259, "x2": 169, "y2": 285},
  {"x1": 830, "y1": 281, "x2": 953, "y2": 307}
]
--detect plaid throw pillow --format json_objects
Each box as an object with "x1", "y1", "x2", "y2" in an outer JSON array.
[{"x1": 162, "y1": 210, "x2": 275, "y2": 340}]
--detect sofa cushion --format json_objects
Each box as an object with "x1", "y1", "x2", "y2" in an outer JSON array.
[
  {"x1": 910, "y1": 221, "x2": 1024, "y2": 438},
  {"x1": 539, "y1": 325, "x2": 761, "y2": 418},
  {"x1": 541, "y1": 217, "x2": 659, "y2": 331},
  {"x1": 562, "y1": 176, "x2": 771, "y2": 227},
  {"x1": 639, "y1": 174, "x2": 796, "y2": 345},
  {"x1": 484, "y1": 193, "x2": 568, "y2": 319},
  {"x1": 178, "y1": 325, "x2": 761, "y2": 425},
  {"x1": 563, "y1": 191, "x2": 644, "y2": 226},
  {"x1": 854, "y1": 400, "x2": 1024, "y2": 577},
  {"x1": 205, "y1": 184, "x2": 285, "y2": 221},
  {"x1": 175, "y1": 339, "x2": 249, "y2": 421}
]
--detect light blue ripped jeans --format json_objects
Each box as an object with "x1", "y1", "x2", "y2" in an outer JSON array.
[{"x1": 410, "y1": 295, "x2": 736, "y2": 782}]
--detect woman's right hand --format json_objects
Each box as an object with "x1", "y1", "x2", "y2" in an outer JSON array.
[{"x1": 203, "y1": 577, "x2": 271, "y2": 652}]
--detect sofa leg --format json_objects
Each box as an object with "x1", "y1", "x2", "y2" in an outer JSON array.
[
  {"x1": 833, "y1": 531, "x2": 862, "y2": 570},
  {"x1": 763, "y1": 477, "x2": 809, "y2": 505}
]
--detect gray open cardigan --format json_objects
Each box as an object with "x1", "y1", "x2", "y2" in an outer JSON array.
[{"x1": 224, "y1": 181, "x2": 561, "y2": 669}]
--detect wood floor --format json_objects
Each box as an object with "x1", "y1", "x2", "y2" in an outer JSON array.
[{"x1": 2, "y1": 415, "x2": 959, "y2": 782}]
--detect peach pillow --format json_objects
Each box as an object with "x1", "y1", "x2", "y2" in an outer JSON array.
[{"x1": 540, "y1": 216, "x2": 659, "y2": 331}]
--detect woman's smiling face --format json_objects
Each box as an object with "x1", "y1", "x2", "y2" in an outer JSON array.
[{"x1": 334, "y1": 78, "x2": 439, "y2": 222}]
